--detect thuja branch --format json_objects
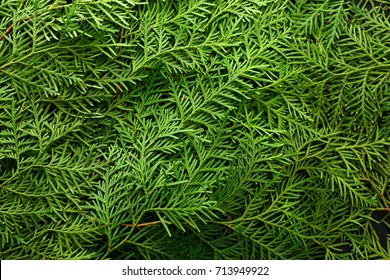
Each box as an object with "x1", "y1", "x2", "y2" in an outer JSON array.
[
  {"x1": 0, "y1": 1, "x2": 68, "y2": 42},
  {"x1": 1, "y1": 0, "x2": 389, "y2": 260}
]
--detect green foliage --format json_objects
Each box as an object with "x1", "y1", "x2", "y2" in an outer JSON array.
[{"x1": 1, "y1": 0, "x2": 390, "y2": 259}]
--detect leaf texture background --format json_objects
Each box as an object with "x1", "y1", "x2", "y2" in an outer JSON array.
[{"x1": 0, "y1": 0, "x2": 389, "y2": 259}]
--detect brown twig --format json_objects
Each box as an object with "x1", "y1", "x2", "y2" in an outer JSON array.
[
  {"x1": 122, "y1": 220, "x2": 163, "y2": 229},
  {"x1": 0, "y1": 24, "x2": 14, "y2": 41},
  {"x1": 227, "y1": 214, "x2": 233, "y2": 235}
]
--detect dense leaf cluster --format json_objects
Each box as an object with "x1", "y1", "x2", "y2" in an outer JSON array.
[{"x1": 0, "y1": 0, "x2": 389, "y2": 259}]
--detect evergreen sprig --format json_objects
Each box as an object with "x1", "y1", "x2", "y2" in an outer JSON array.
[{"x1": 0, "y1": 0, "x2": 389, "y2": 259}]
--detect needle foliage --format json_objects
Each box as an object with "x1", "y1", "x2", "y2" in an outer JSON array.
[{"x1": 0, "y1": 0, "x2": 390, "y2": 260}]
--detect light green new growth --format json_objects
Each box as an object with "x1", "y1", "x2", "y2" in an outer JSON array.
[{"x1": 0, "y1": 0, "x2": 389, "y2": 259}]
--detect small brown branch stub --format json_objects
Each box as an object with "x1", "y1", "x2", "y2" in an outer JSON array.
[
  {"x1": 0, "y1": 24, "x2": 14, "y2": 41},
  {"x1": 359, "y1": 178, "x2": 371, "y2": 182},
  {"x1": 227, "y1": 214, "x2": 233, "y2": 235},
  {"x1": 115, "y1": 28, "x2": 125, "y2": 55}
]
